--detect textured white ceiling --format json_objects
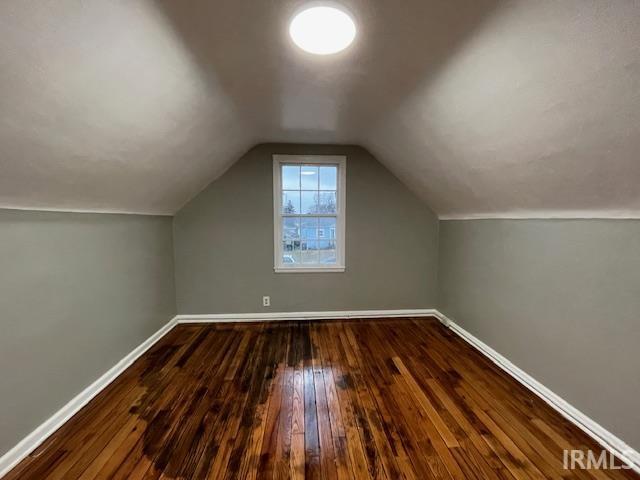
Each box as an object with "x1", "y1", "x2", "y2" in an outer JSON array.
[{"x1": 1, "y1": 0, "x2": 639, "y2": 216}]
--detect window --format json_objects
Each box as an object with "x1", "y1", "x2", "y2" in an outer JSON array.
[{"x1": 273, "y1": 155, "x2": 346, "y2": 272}]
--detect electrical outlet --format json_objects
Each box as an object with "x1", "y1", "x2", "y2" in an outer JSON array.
[{"x1": 262, "y1": 296, "x2": 271, "y2": 307}]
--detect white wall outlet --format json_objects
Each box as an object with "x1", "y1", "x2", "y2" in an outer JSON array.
[{"x1": 262, "y1": 296, "x2": 271, "y2": 307}]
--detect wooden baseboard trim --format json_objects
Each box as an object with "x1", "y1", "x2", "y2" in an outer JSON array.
[
  {"x1": 175, "y1": 309, "x2": 439, "y2": 323},
  {"x1": 435, "y1": 310, "x2": 640, "y2": 474},
  {"x1": 2, "y1": 309, "x2": 637, "y2": 477},
  {"x1": 0, "y1": 309, "x2": 431, "y2": 477},
  {"x1": 0, "y1": 317, "x2": 179, "y2": 478}
]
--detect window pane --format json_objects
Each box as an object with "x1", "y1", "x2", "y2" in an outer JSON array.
[
  {"x1": 318, "y1": 240, "x2": 337, "y2": 265},
  {"x1": 301, "y1": 191, "x2": 319, "y2": 214},
  {"x1": 302, "y1": 241, "x2": 319, "y2": 264},
  {"x1": 301, "y1": 165, "x2": 319, "y2": 190},
  {"x1": 319, "y1": 217, "x2": 336, "y2": 239},
  {"x1": 317, "y1": 191, "x2": 337, "y2": 213},
  {"x1": 303, "y1": 239, "x2": 318, "y2": 250},
  {"x1": 282, "y1": 240, "x2": 301, "y2": 265},
  {"x1": 282, "y1": 165, "x2": 300, "y2": 190},
  {"x1": 282, "y1": 191, "x2": 300, "y2": 214},
  {"x1": 301, "y1": 217, "x2": 318, "y2": 239},
  {"x1": 283, "y1": 217, "x2": 300, "y2": 240},
  {"x1": 319, "y1": 166, "x2": 337, "y2": 190}
]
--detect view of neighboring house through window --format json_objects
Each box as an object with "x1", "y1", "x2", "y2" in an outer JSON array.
[{"x1": 273, "y1": 155, "x2": 346, "y2": 272}]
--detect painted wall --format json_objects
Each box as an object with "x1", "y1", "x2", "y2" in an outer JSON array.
[
  {"x1": 174, "y1": 144, "x2": 439, "y2": 313},
  {"x1": 438, "y1": 219, "x2": 640, "y2": 450},
  {"x1": 0, "y1": 209, "x2": 176, "y2": 457}
]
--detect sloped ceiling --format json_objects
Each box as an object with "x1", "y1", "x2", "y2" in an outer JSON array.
[{"x1": 1, "y1": 0, "x2": 638, "y2": 217}]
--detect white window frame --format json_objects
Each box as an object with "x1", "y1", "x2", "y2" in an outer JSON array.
[{"x1": 273, "y1": 154, "x2": 346, "y2": 273}]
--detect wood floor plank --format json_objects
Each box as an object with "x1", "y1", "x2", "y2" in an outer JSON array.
[
  {"x1": 257, "y1": 325, "x2": 291, "y2": 480},
  {"x1": 5, "y1": 318, "x2": 638, "y2": 480},
  {"x1": 309, "y1": 326, "x2": 338, "y2": 480},
  {"x1": 302, "y1": 323, "x2": 321, "y2": 480},
  {"x1": 318, "y1": 322, "x2": 371, "y2": 480},
  {"x1": 335, "y1": 323, "x2": 387, "y2": 479}
]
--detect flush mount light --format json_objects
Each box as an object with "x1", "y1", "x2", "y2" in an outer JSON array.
[{"x1": 289, "y1": 4, "x2": 356, "y2": 55}]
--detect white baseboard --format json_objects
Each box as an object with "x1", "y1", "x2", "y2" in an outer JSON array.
[
  {"x1": 2, "y1": 309, "x2": 637, "y2": 477},
  {"x1": 0, "y1": 309, "x2": 431, "y2": 477},
  {"x1": 0, "y1": 317, "x2": 179, "y2": 479},
  {"x1": 175, "y1": 308, "x2": 439, "y2": 323},
  {"x1": 435, "y1": 311, "x2": 640, "y2": 474}
]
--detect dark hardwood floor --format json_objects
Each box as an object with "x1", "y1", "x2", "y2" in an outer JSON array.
[{"x1": 5, "y1": 317, "x2": 637, "y2": 479}]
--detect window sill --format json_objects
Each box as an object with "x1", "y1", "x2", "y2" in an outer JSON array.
[{"x1": 274, "y1": 266, "x2": 346, "y2": 273}]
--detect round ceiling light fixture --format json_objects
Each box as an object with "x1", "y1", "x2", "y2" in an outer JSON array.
[{"x1": 289, "y1": 4, "x2": 356, "y2": 55}]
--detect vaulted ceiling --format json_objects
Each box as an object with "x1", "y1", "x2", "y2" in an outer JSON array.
[{"x1": 1, "y1": 0, "x2": 639, "y2": 217}]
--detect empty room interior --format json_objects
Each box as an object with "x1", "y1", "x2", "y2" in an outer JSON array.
[{"x1": 1, "y1": 1, "x2": 639, "y2": 479}]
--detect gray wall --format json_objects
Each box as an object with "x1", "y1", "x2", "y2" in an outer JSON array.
[
  {"x1": 174, "y1": 144, "x2": 439, "y2": 313},
  {"x1": 0, "y1": 209, "x2": 176, "y2": 457},
  {"x1": 438, "y1": 219, "x2": 640, "y2": 451}
]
